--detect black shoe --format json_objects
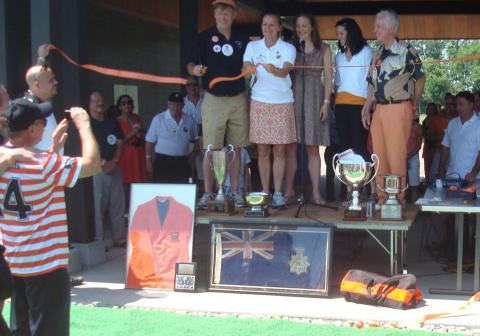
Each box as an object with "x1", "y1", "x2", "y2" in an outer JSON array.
[{"x1": 70, "y1": 275, "x2": 84, "y2": 287}]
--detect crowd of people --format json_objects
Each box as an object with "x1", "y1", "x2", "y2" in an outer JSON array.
[{"x1": 1, "y1": 0, "x2": 480, "y2": 334}]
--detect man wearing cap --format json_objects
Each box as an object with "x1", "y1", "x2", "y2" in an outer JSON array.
[
  {"x1": 89, "y1": 90, "x2": 126, "y2": 248},
  {"x1": 145, "y1": 92, "x2": 198, "y2": 183},
  {"x1": 0, "y1": 98, "x2": 100, "y2": 336},
  {"x1": 188, "y1": 0, "x2": 250, "y2": 209}
]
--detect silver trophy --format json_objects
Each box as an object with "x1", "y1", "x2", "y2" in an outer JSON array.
[
  {"x1": 245, "y1": 192, "x2": 271, "y2": 217},
  {"x1": 206, "y1": 144, "x2": 236, "y2": 213},
  {"x1": 333, "y1": 153, "x2": 379, "y2": 220},
  {"x1": 378, "y1": 175, "x2": 408, "y2": 220}
]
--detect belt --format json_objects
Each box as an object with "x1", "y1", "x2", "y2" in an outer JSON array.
[
  {"x1": 376, "y1": 99, "x2": 410, "y2": 105},
  {"x1": 155, "y1": 153, "x2": 188, "y2": 161}
]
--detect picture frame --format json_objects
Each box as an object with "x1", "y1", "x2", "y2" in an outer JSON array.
[
  {"x1": 125, "y1": 183, "x2": 196, "y2": 290},
  {"x1": 209, "y1": 221, "x2": 333, "y2": 297}
]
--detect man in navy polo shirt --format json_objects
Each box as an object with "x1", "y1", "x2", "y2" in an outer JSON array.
[{"x1": 188, "y1": 0, "x2": 250, "y2": 209}]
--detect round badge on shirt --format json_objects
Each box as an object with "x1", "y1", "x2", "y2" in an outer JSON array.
[
  {"x1": 212, "y1": 35, "x2": 219, "y2": 43},
  {"x1": 213, "y1": 44, "x2": 221, "y2": 53},
  {"x1": 107, "y1": 134, "x2": 117, "y2": 145},
  {"x1": 222, "y1": 44, "x2": 234, "y2": 57}
]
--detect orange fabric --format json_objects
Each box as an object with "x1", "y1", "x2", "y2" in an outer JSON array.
[
  {"x1": 371, "y1": 102, "x2": 412, "y2": 203},
  {"x1": 335, "y1": 92, "x2": 366, "y2": 106},
  {"x1": 340, "y1": 279, "x2": 423, "y2": 304},
  {"x1": 209, "y1": 66, "x2": 256, "y2": 89},
  {"x1": 429, "y1": 114, "x2": 449, "y2": 150},
  {"x1": 117, "y1": 115, "x2": 147, "y2": 183},
  {"x1": 418, "y1": 292, "x2": 480, "y2": 324},
  {"x1": 126, "y1": 196, "x2": 193, "y2": 290},
  {"x1": 49, "y1": 44, "x2": 187, "y2": 85}
]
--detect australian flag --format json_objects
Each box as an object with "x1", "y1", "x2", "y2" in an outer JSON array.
[{"x1": 217, "y1": 227, "x2": 329, "y2": 290}]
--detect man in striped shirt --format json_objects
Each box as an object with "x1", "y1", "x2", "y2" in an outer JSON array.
[{"x1": 0, "y1": 98, "x2": 101, "y2": 335}]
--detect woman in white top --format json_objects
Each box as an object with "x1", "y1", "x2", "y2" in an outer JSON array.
[
  {"x1": 243, "y1": 13, "x2": 297, "y2": 208},
  {"x1": 334, "y1": 18, "x2": 373, "y2": 163}
]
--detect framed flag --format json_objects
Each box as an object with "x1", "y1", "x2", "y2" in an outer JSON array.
[
  {"x1": 126, "y1": 183, "x2": 196, "y2": 290},
  {"x1": 209, "y1": 222, "x2": 333, "y2": 296}
]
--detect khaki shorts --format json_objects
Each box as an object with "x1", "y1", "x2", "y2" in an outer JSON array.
[{"x1": 201, "y1": 91, "x2": 249, "y2": 150}]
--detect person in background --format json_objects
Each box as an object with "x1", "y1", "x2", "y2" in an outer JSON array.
[
  {"x1": 406, "y1": 118, "x2": 423, "y2": 203},
  {"x1": 324, "y1": 94, "x2": 343, "y2": 202},
  {"x1": 145, "y1": 92, "x2": 198, "y2": 183},
  {"x1": 421, "y1": 102, "x2": 439, "y2": 182},
  {"x1": 89, "y1": 90, "x2": 126, "y2": 248},
  {"x1": 243, "y1": 12, "x2": 297, "y2": 208},
  {"x1": 284, "y1": 14, "x2": 332, "y2": 205},
  {"x1": 116, "y1": 94, "x2": 147, "y2": 206}
]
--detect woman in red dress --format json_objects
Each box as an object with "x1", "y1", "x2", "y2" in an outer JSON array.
[{"x1": 116, "y1": 95, "x2": 147, "y2": 202}]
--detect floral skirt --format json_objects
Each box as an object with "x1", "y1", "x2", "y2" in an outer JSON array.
[{"x1": 250, "y1": 100, "x2": 296, "y2": 144}]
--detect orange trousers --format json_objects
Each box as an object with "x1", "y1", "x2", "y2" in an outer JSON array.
[{"x1": 371, "y1": 101, "x2": 412, "y2": 203}]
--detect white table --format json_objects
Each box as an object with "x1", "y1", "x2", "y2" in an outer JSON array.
[{"x1": 417, "y1": 187, "x2": 480, "y2": 295}]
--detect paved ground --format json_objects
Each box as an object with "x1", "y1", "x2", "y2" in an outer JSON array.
[{"x1": 70, "y1": 210, "x2": 480, "y2": 330}]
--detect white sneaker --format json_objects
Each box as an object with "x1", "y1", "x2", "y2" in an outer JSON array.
[
  {"x1": 232, "y1": 191, "x2": 245, "y2": 208},
  {"x1": 272, "y1": 192, "x2": 287, "y2": 209},
  {"x1": 196, "y1": 192, "x2": 215, "y2": 210}
]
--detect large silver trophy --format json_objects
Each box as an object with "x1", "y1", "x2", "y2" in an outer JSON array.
[
  {"x1": 333, "y1": 153, "x2": 379, "y2": 220},
  {"x1": 378, "y1": 175, "x2": 408, "y2": 220},
  {"x1": 206, "y1": 144, "x2": 236, "y2": 214}
]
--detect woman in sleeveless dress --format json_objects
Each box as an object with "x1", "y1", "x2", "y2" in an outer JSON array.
[
  {"x1": 116, "y1": 95, "x2": 147, "y2": 203},
  {"x1": 284, "y1": 14, "x2": 332, "y2": 205}
]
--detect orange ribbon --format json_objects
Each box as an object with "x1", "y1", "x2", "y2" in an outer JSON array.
[
  {"x1": 208, "y1": 53, "x2": 480, "y2": 89},
  {"x1": 48, "y1": 44, "x2": 187, "y2": 85},
  {"x1": 417, "y1": 291, "x2": 480, "y2": 324},
  {"x1": 208, "y1": 66, "x2": 257, "y2": 89}
]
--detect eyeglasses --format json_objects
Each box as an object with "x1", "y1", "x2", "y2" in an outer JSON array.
[
  {"x1": 186, "y1": 83, "x2": 199, "y2": 87},
  {"x1": 120, "y1": 101, "x2": 133, "y2": 106}
]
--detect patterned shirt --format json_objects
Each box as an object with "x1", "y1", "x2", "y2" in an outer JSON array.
[
  {"x1": 367, "y1": 40, "x2": 424, "y2": 103},
  {"x1": 0, "y1": 151, "x2": 82, "y2": 277}
]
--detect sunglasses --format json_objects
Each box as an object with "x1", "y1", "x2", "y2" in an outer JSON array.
[{"x1": 120, "y1": 100, "x2": 134, "y2": 106}]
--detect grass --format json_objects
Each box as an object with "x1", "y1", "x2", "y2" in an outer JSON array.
[{"x1": 1, "y1": 302, "x2": 460, "y2": 336}]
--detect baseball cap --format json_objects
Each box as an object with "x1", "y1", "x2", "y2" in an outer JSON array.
[
  {"x1": 168, "y1": 92, "x2": 184, "y2": 103},
  {"x1": 212, "y1": 0, "x2": 236, "y2": 9},
  {"x1": 3, "y1": 98, "x2": 53, "y2": 132}
]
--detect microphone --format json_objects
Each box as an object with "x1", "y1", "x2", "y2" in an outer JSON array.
[{"x1": 299, "y1": 38, "x2": 305, "y2": 54}]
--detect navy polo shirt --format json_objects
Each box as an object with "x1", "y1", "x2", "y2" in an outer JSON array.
[
  {"x1": 190, "y1": 26, "x2": 249, "y2": 97},
  {"x1": 91, "y1": 116, "x2": 125, "y2": 161}
]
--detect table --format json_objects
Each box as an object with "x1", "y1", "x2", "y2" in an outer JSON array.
[
  {"x1": 416, "y1": 187, "x2": 480, "y2": 295},
  {"x1": 196, "y1": 204, "x2": 419, "y2": 276}
]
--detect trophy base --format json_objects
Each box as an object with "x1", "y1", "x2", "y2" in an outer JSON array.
[
  {"x1": 343, "y1": 207, "x2": 367, "y2": 221},
  {"x1": 380, "y1": 204, "x2": 404, "y2": 220},
  {"x1": 207, "y1": 199, "x2": 236, "y2": 215},
  {"x1": 244, "y1": 208, "x2": 270, "y2": 218}
]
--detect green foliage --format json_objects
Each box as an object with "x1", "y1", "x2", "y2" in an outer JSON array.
[{"x1": 408, "y1": 40, "x2": 480, "y2": 111}]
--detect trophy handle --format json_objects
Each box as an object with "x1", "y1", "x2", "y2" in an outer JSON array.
[
  {"x1": 365, "y1": 154, "x2": 379, "y2": 186},
  {"x1": 401, "y1": 184, "x2": 409, "y2": 192},
  {"x1": 206, "y1": 144, "x2": 214, "y2": 170},
  {"x1": 332, "y1": 153, "x2": 349, "y2": 186},
  {"x1": 226, "y1": 144, "x2": 236, "y2": 169}
]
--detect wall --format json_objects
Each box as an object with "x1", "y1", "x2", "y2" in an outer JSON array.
[{"x1": 86, "y1": 4, "x2": 182, "y2": 126}]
